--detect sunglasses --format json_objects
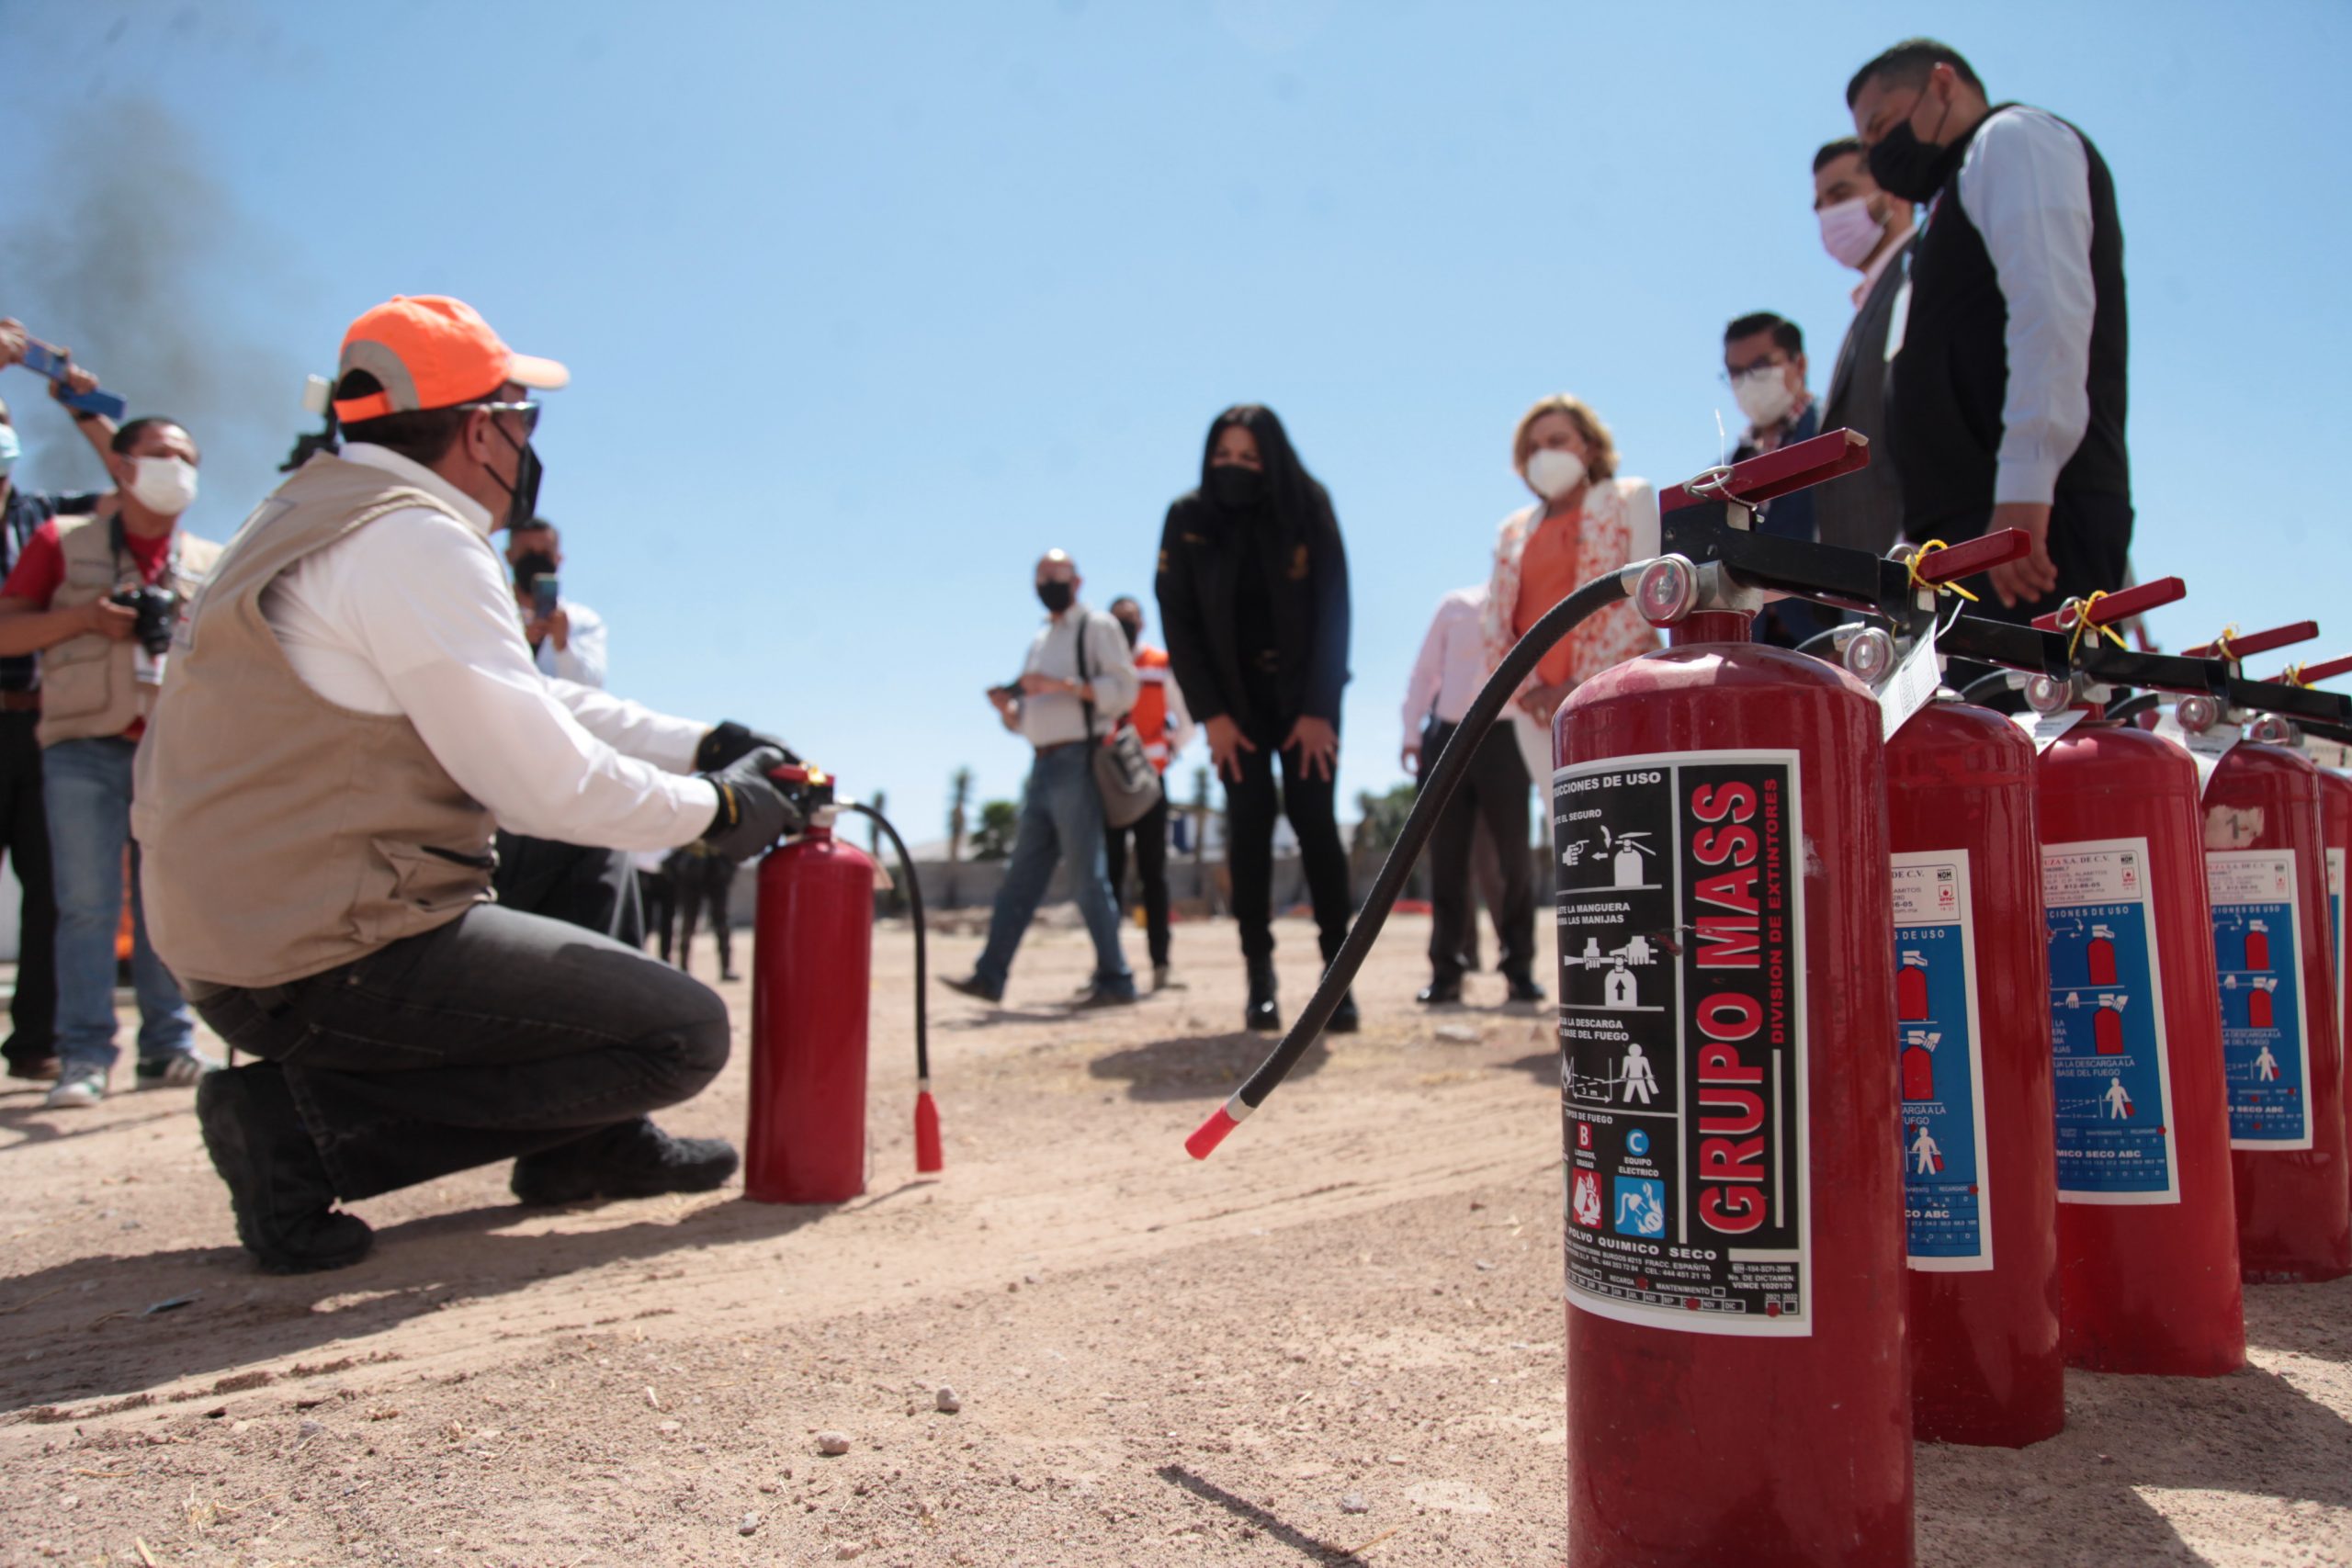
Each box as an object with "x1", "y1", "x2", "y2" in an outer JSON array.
[{"x1": 461, "y1": 399, "x2": 541, "y2": 435}]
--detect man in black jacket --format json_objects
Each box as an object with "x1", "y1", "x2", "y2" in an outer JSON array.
[{"x1": 1849, "y1": 38, "x2": 2130, "y2": 620}]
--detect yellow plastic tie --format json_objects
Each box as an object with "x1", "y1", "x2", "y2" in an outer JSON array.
[
  {"x1": 2065, "y1": 591, "x2": 2131, "y2": 660},
  {"x1": 2210, "y1": 624, "x2": 2240, "y2": 664},
  {"x1": 1905, "y1": 539, "x2": 1980, "y2": 603},
  {"x1": 2282, "y1": 662, "x2": 2310, "y2": 689}
]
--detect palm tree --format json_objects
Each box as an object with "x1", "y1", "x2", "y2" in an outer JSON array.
[{"x1": 945, "y1": 767, "x2": 973, "y2": 908}]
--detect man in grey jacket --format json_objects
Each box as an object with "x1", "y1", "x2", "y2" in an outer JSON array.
[
  {"x1": 1810, "y1": 136, "x2": 1916, "y2": 558},
  {"x1": 944, "y1": 550, "x2": 1139, "y2": 1009}
]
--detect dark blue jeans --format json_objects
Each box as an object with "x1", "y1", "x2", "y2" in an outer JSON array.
[{"x1": 187, "y1": 904, "x2": 729, "y2": 1200}]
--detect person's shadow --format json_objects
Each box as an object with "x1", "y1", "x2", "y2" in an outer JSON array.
[
  {"x1": 1089, "y1": 1032, "x2": 1329, "y2": 1102},
  {"x1": 0, "y1": 1187, "x2": 922, "y2": 1417}
]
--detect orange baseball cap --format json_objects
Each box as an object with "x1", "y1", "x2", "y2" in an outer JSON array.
[{"x1": 332, "y1": 295, "x2": 569, "y2": 423}]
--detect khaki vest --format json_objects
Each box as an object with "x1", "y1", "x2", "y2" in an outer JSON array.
[
  {"x1": 131, "y1": 456, "x2": 500, "y2": 987},
  {"x1": 39, "y1": 514, "x2": 222, "y2": 748}
]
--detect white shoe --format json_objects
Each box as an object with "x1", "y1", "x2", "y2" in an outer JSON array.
[
  {"x1": 45, "y1": 1072, "x2": 105, "y2": 1109},
  {"x1": 139, "y1": 1052, "x2": 219, "y2": 1089}
]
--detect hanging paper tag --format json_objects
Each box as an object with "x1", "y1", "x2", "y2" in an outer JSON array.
[
  {"x1": 2009, "y1": 708, "x2": 2086, "y2": 754},
  {"x1": 2152, "y1": 711, "x2": 2240, "y2": 795},
  {"x1": 2305, "y1": 738, "x2": 2352, "y2": 772},
  {"x1": 132, "y1": 645, "x2": 164, "y2": 687},
  {"x1": 1877, "y1": 629, "x2": 1944, "y2": 742}
]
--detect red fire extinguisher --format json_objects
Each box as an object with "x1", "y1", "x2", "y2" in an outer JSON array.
[
  {"x1": 1861, "y1": 588, "x2": 2064, "y2": 1449},
  {"x1": 2182, "y1": 624, "x2": 2352, "y2": 1283},
  {"x1": 2011, "y1": 584, "x2": 2245, "y2": 1376},
  {"x1": 744, "y1": 769, "x2": 942, "y2": 1205},
  {"x1": 1190, "y1": 432, "x2": 1923, "y2": 1566}
]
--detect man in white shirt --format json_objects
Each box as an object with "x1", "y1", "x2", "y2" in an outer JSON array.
[
  {"x1": 133, "y1": 295, "x2": 802, "y2": 1274},
  {"x1": 1399, "y1": 585, "x2": 1542, "y2": 1007},
  {"x1": 943, "y1": 550, "x2": 1139, "y2": 1009},
  {"x1": 490, "y1": 514, "x2": 649, "y2": 942},
  {"x1": 1848, "y1": 38, "x2": 2131, "y2": 620}
]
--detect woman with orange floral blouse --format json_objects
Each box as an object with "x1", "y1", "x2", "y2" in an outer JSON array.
[{"x1": 1480, "y1": 394, "x2": 1660, "y2": 784}]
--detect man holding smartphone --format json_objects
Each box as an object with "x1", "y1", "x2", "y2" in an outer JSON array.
[{"x1": 505, "y1": 517, "x2": 605, "y2": 687}]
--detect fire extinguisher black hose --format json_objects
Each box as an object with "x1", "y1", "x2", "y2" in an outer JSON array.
[
  {"x1": 2103, "y1": 691, "x2": 2162, "y2": 725},
  {"x1": 1186, "y1": 568, "x2": 1633, "y2": 1158},
  {"x1": 842, "y1": 802, "x2": 929, "y2": 1086},
  {"x1": 1959, "y1": 670, "x2": 2015, "y2": 705}
]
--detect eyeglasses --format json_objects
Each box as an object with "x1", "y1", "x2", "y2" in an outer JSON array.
[
  {"x1": 1718, "y1": 359, "x2": 1787, "y2": 387},
  {"x1": 461, "y1": 400, "x2": 541, "y2": 434}
]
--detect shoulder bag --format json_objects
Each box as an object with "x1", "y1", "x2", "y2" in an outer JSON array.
[{"x1": 1075, "y1": 613, "x2": 1163, "y2": 829}]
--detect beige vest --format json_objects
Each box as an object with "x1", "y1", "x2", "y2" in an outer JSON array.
[
  {"x1": 39, "y1": 513, "x2": 222, "y2": 748},
  {"x1": 131, "y1": 456, "x2": 500, "y2": 987}
]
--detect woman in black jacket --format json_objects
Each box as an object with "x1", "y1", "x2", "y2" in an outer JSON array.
[{"x1": 1155, "y1": 405, "x2": 1357, "y2": 1034}]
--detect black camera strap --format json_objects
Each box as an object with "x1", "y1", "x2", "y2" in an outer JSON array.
[{"x1": 107, "y1": 512, "x2": 184, "y2": 590}]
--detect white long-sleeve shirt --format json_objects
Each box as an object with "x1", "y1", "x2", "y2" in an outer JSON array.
[
  {"x1": 254, "y1": 443, "x2": 718, "y2": 849},
  {"x1": 1953, "y1": 105, "x2": 2098, "y2": 507},
  {"x1": 1401, "y1": 585, "x2": 1488, "y2": 730},
  {"x1": 1012, "y1": 604, "x2": 1137, "y2": 748},
  {"x1": 533, "y1": 596, "x2": 607, "y2": 687}
]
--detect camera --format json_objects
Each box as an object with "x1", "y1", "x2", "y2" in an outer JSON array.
[{"x1": 109, "y1": 585, "x2": 180, "y2": 659}]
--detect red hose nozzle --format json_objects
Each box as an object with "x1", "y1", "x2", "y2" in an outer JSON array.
[
  {"x1": 2185, "y1": 621, "x2": 2319, "y2": 661},
  {"x1": 2031, "y1": 577, "x2": 2186, "y2": 635},
  {"x1": 914, "y1": 1088, "x2": 943, "y2": 1175},
  {"x1": 1185, "y1": 1098, "x2": 1250, "y2": 1160}
]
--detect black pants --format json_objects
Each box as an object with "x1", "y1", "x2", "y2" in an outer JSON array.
[
  {"x1": 1103, "y1": 793, "x2": 1171, "y2": 969},
  {"x1": 1227, "y1": 709, "x2": 1353, "y2": 967},
  {"x1": 1918, "y1": 488, "x2": 2134, "y2": 627},
  {"x1": 187, "y1": 905, "x2": 729, "y2": 1201},
  {"x1": 675, "y1": 854, "x2": 739, "y2": 977},
  {"x1": 1422, "y1": 717, "x2": 1535, "y2": 985},
  {"x1": 492, "y1": 831, "x2": 644, "y2": 947},
  {"x1": 0, "y1": 711, "x2": 54, "y2": 1066},
  {"x1": 639, "y1": 869, "x2": 676, "y2": 964}
]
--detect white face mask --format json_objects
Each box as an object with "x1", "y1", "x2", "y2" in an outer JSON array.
[
  {"x1": 1525, "y1": 446, "x2": 1587, "y2": 501},
  {"x1": 128, "y1": 456, "x2": 198, "y2": 515},
  {"x1": 1817, "y1": 195, "x2": 1885, "y2": 269},
  {"x1": 1733, "y1": 367, "x2": 1799, "y2": 429}
]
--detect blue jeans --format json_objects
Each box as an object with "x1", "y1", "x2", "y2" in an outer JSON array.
[
  {"x1": 44, "y1": 736, "x2": 193, "y2": 1075},
  {"x1": 974, "y1": 744, "x2": 1134, "y2": 994}
]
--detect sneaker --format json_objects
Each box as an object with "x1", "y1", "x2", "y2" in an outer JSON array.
[
  {"x1": 1417, "y1": 978, "x2": 1464, "y2": 1006},
  {"x1": 1069, "y1": 982, "x2": 1138, "y2": 1010},
  {"x1": 943, "y1": 974, "x2": 1004, "y2": 1004},
  {"x1": 1325, "y1": 990, "x2": 1362, "y2": 1034},
  {"x1": 137, "y1": 1052, "x2": 220, "y2": 1089},
  {"x1": 1505, "y1": 973, "x2": 1548, "y2": 1004},
  {"x1": 512, "y1": 1117, "x2": 740, "y2": 1206},
  {"x1": 1152, "y1": 964, "x2": 1187, "y2": 993},
  {"x1": 196, "y1": 1066, "x2": 373, "y2": 1275},
  {"x1": 44, "y1": 1071, "x2": 105, "y2": 1109}
]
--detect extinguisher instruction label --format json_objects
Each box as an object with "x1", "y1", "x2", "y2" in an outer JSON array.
[
  {"x1": 2328, "y1": 847, "x2": 2345, "y2": 1055},
  {"x1": 1554, "y1": 750, "x2": 1810, "y2": 1337},
  {"x1": 1892, "y1": 851, "x2": 1994, "y2": 1271},
  {"x1": 2206, "y1": 851, "x2": 2312, "y2": 1150},
  {"x1": 2042, "y1": 839, "x2": 2180, "y2": 1203}
]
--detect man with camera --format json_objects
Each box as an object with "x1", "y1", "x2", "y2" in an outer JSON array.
[
  {"x1": 131, "y1": 295, "x2": 800, "y2": 1274},
  {"x1": 0, "y1": 412, "x2": 219, "y2": 1108}
]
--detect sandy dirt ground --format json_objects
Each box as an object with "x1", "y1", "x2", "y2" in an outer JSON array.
[{"x1": 3, "y1": 912, "x2": 2349, "y2": 1568}]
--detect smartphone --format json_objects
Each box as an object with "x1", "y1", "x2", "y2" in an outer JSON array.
[
  {"x1": 531, "y1": 574, "x2": 560, "y2": 619},
  {"x1": 18, "y1": 341, "x2": 129, "y2": 422}
]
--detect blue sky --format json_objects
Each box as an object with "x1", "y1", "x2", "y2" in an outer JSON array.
[{"x1": 4, "y1": 0, "x2": 2346, "y2": 847}]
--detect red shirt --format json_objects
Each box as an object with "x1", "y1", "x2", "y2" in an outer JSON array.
[{"x1": 0, "y1": 517, "x2": 177, "y2": 608}]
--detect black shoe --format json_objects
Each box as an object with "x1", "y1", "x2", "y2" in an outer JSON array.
[
  {"x1": 1325, "y1": 990, "x2": 1361, "y2": 1033},
  {"x1": 5, "y1": 1054, "x2": 59, "y2": 1082},
  {"x1": 943, "y1": 974, "x2": 1004, "y2": 1004},
  {"x1": 1505, "y1": 973, "x2": 1547, "y2": 1004},
  {"x1": 1245, "y1": 961, "x2": 1280, "y2": 1032},
  {"x1": 512, "y1": 1117, "x2": 740, "y2": 1205},
  {"x1": 196, "y1": 1066, "x2": 373, "y2": 1276},
  {"x1": 1417, "y1": 978, "x2": 1463, "y2": 1006},
  {"x1": 1069, "y1": 982, "x2": 1139, "y2": 1010}
]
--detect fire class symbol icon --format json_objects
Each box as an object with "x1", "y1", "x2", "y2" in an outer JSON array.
[{"x1": 1572, "y1": 1169, "x2": 1603, "y2": 1229}]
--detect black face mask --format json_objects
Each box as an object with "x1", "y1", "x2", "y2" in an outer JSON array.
[
  {"x1": 1865, "y1": 90, "x2": 1960, "y2": 204},
  {"x1": 512, "y1": 549, "x2": 558, "y2": 586},
  {"x1": 489, "y1": 420, "x2": 543, "y2": 532},
  {"x1": 1116, "y1": 618, "x2": 1142, "y2": 649},
  {"x1": 1209, "y1": 463, "x2": 1268, "y2": 511},
  {"x1": 1036, "y1": 580, "x2": 1074, "y2": 614}
]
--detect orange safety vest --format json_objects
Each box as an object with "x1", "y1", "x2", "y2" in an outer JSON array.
[{"x1": 1134, "y1": 644, "x2": 1175, "y2": 772}]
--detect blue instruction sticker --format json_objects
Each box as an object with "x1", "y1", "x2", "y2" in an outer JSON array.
[
  {"x1": 2207, "y1": 851, "x2": 2312, "y2": 1149},
  {"x1": 2330, "y1": 847, "x2": 2345, "y2": 1055},
  {"x1": 2042, "y1": 839, "x2": 2179, "y2": 1204},
  {"x1": 1892, "y1": 851, "x2": 1993, "y2": 1271}
]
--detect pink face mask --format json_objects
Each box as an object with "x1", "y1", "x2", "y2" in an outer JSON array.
[{"x1": 1817, "y1": 196, "x2": 1885, "y2": 269}]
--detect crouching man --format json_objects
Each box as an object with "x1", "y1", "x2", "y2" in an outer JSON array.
[{"x1": 132, "y1": 295, "x2": 798, "y2": 1274}]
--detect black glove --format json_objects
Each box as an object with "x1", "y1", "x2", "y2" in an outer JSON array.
[
  {"x1": 700, "y1": 747, "x2": 801, "y2": 859},
  {"x1": 696, "y1": 720, "x2": 799, "y2": 772}
]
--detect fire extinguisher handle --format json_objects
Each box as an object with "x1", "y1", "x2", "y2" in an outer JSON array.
[
  {"x1": 1909, "y1": 529, "x2": 2030, "y2": 585},
  {"x1": 2030, "y1": 575, "x2": 2185, "y2": 634},
  {"x1": 2184, "y1": 621, "x2": 2319, "y2": 661},
  {"x1": 2278, "y1": 652, "x2": 2352, "y2": 686}
]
